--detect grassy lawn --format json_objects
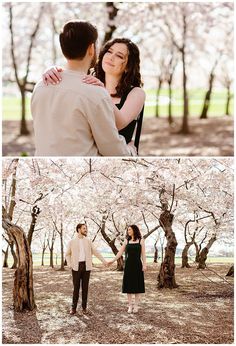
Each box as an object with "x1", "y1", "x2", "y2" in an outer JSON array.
[
  {"x1": 5, "y1": 253, "x2": 233, "y2": 267},
  {"x1": 2, "y1": 88, "x2": 234, "y2": 120}
]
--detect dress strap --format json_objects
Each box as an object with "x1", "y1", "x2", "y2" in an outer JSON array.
[{"x1": 139, "y1": 238, "x2": 141, "y2": 244}]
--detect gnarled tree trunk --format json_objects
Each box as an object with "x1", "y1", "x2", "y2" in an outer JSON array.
[
  {"x1": 181, "y1": 241, "x2": 194, "y2": 268},
  {"x1": 158, "y1": 210, "x2": 178, "y2": 288},
  {"x1": 28, "y1": 205, "x2": 41, "y2": 246},
  {"x1": 100, "y1": 215, "x2": 124, "y2": 271},
  {"x1": 197, "y1": 235, "x2": 217, "y2": 269},
  {"x1": 2, "y1": 206, "x2": 36, "y2": 311}
]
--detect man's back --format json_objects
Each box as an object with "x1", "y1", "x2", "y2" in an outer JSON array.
[{"x1": 31, "y1": 70, "x2": 130, "y2": 156}]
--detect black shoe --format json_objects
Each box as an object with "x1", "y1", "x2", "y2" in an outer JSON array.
[{"x1": 70, "y1": 308, "x2": 76, "y2": 315}]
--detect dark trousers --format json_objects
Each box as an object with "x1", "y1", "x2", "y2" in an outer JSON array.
[{"x1": 72, "y1": 262, "x2": 90, "y2": 310}]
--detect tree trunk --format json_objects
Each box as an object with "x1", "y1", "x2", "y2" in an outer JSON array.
[
  {"x1": 226, "y1": 265, "x2": 234, "y2": 277},
  {"x1": 10, "y1": 241, "x2": 18, "y2": 269},
  {"x1": 102, "y1": 2, "x2": 118, "y2": 44},
  {"x1": 155, "y1": 79, "x2": 163, "y2": 118},
  {"x1": 197, "y1": 235, "x2": 217, "y2": 269},
  {"x1": 168, "y1": 79, "x2": 174, "y2": 125},
  {"x1": 49, "y1": 247, "x2": 54, "y2": 268},
  {"x1": 100, "y1": 215, "x2": 124, "y2": 271},
  {"x1": 60, "y1": 232, "x2": 65, "y2": 270},
  {"x1": 194, "y1": 241, "x2": 200, "y2": 263},
  {"x1": 41, "y1": 247, "x2": 46, "y2": 266},
  {"x1": 181, "y1": 242, "x2": 193, "y2": 268},
  {"x1": 158, "y1": 210, "x2": 178, "y2": 288},
  {"x1": 20, "y1": 87, "x2": 30, "y2": 136},
  {"x1": 2, "y1": 206, "x2": 36, "y2": 311},
  {"x1": 180, "y1": 47, "x2": 190, "y2": 134},
  {"x1": 3, "y1": 246, "x2": 9, "y2": 268},
  {"x1": 28, "y1": 206, "x2": 41, "y2": 246},
  {"x1": 225, "y1": 85, "x2": 231, "y2": 116},
  {"x1": 200, "y1": 72, "x2": 214, "y2": 119},
  {"x1": 154, "y1": 239, "x2": 158, "y2": 263}
]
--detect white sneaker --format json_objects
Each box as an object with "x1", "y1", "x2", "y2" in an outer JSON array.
[
  {"x1": 128, "y1": 306, "x2": 133, "y2": 313},
  {"x1": 133, "y1": 305, "x2": 138, "y2": 313}
]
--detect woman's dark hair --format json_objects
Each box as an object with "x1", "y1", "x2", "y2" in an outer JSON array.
[
  {"x1": 94, "y1": 38, "x2": 143, "y2": 97},
  {"x1": 76, "y1": 223, "x2": 85, "y2": 232},
  {"x1": 59, "y1": 20, "x2": 98, "y2": 60},
  {"x1": 126, "y1": 224, "x2": 142, "y2": 241}
]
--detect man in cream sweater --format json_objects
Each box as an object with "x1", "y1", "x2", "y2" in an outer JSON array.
[
  {"x1": 65, "y1": 223, "x2": 107, "y2": 315},
  {"x1": 31, "y1": 20, "x2": 136, "y2": 156}
]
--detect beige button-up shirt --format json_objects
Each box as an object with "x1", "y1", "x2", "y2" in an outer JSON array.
[
  {"x1": 31, "y1": 70, "x2": 133, "y2": 156},
  {"x1": 65, "y1": 235, "x2": 105, "y2": 271}
]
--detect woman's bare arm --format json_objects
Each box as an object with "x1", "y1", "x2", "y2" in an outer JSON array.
[
  {"x1": 110, "y1": 240, "x2": 127, "y2": 263},
  {"x1": 141, "y1": 238, "x2": 147, "y2": 271},
  {"x1": 113, "y1": 87, "x2": 146, "y2": 130}
]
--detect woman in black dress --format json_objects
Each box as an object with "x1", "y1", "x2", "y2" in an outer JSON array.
[
  {"x1": 108, "y1": 225, "x2": 147, "y2": 313},
  {"x1": 43, "y1": 38, "x2": 145, "y2": 152}
]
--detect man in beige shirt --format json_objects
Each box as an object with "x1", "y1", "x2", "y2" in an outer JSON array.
[
  {"x1": 31, "y1": 20, "x2": 136, "y2": 156},
  {"x1": 65, "y1": 223, "x2": 107, "y2": 315}
]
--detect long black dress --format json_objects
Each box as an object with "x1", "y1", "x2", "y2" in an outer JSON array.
[
  {"x1": 122, "y1": 239, "x2": 145, "y2": 293},
  {"x1": 116, "y1": 87, "x2": 144, "y2": 153}
]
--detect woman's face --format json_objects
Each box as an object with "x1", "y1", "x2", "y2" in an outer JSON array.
[
  {"x1": 127, "y1": 227, "x2": 134, "y2": 238},
  {"x1": 102, "y1": 43, "x2": 129, "y2": 78}
]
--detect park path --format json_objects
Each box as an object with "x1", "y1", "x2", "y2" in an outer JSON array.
[
  {"x1": 2, "y1": 263, "x2": 234, "y2": 344},
  {"x1": 2, "y1": 116, "x2": 234, "y2": 157}
]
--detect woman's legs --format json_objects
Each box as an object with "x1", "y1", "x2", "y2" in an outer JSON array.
[
  {"x1": 133, "y1": 294, "x2": 140, "y2": 312},
  {"x1": 127, "y1": 294, "x2": 134, "y2": 313}
]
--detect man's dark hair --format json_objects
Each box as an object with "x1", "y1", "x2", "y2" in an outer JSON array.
[
  {"x1": 76, "y1": 223, "x2": 86, "y2": 232},
  {"x1": 59, "y1": 20, "x2": 98, "y2": 60}
]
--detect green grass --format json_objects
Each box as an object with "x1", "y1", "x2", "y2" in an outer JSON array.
[
  {"x1": 2, "y1": 88, "x2": 234, "y2": 120},
  {"x1": 144, "y1": 88, "x2": 234, "y2": 117},
  {"x1": 4, "y1": 252, "x2": 233, "y2": 267}
]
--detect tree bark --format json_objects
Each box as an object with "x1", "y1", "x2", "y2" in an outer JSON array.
[
  {"x1": 59, "y1": 228, "x2": 65, "y2": 270},
  {"x1": 19, "y1": 87, "x2": 30, "y2": 135},
  {"x1": 3, "y1": 246, "x2": 9, "y2": 268},
  {"x1": 102, "y1": 2, "x2": 119, "y2": 44},
  {"x1": 181, "y1": 242, "x2": 194, "y2": 268},
  {"x1": 225, "y1": 85, "x2": 232, "y2": 116},
  {"x1": 28, "y1": 205, "x2": 41, "y2": 246},
  {"x1": 197, "y1": 235, "x2": 217, "y2": 269},
  {"x1": 168, "y1": 79, "x2": 174, "y2": 124},
  {"x1": 158, "y1": 210, "x2": 178, "y2": 288},
  {"x1": 2, "y1": 206, "x2": 36, "y2": 311},
  {"x1": 154, "y1": 239, "x2": 158, "y2": 263},
  {"x1": 200, "y1": 72, "x2": 215, "y2": 119},
  {"x1": 10, "y1": 241, "x2": 18, "y2": 269},
  {"x1": 155, "y1": 78, "x2": 163, "y2": 117},
  {"x1": 41, "y1": 247, "x2": 46, "y2": 266},
  {"x1": 100, "y1": 215, "x2": 124, "y2": 271},
  {"x1": 179, "y1": 46, "x2": 190, "y2": 134},
  {"x1": 226, "y1": 265, "x2": 234, "y2": 277},
  {"x1": 49, "y1": 247, "x2": 54, "y2": 268}
]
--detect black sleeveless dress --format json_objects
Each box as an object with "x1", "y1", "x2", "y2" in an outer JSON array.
[
  {"x1": 116, "y1": 88, "x2": 144, "y2": 153},
  {"x1": 122, "y1": 239, "x2": 145, "y2": 293}
]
